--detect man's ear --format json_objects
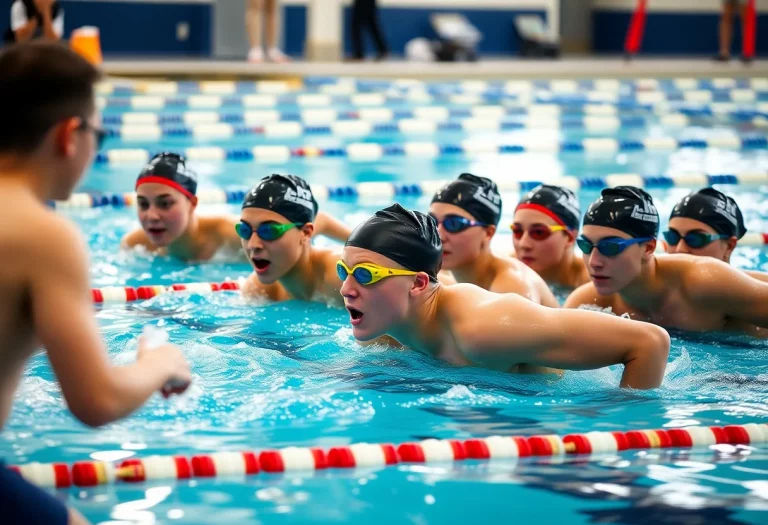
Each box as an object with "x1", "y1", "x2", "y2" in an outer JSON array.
[
  {"x1": 55, "y1": 117, "x2": 81, "y2": 157},
  {"x1": 410, "y1": 273, "x2": 431, "y2": 296}
]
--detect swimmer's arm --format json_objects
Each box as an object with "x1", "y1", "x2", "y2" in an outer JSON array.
[
  {"x1": 120, "y1": 228, "x2": 153, "y2": 250},
  {"x1": 458, "y1": 298, "x2": 670, "y2": 389},
  {"x1": 744, "y1": 270, "x2": 768, "y2": 284},
  {"x1": 313, "y1": 212, "x2": 351, "y2": 243},
  {"x1": 31, "y1": 218, "x2": 181, "y2": 427},
  {"x1": 688, "y1": 261, "x2": 768, "y2": 327}
]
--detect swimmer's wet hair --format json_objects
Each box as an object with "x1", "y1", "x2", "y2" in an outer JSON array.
[{"x1": 0, "y1": 41, "x2": 101, "y2": 154}]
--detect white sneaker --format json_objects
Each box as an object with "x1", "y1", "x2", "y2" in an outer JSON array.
[
  {"x1": 248, "y1": 47, "x2": 264, "y2": 63},
  {"x1": 267, "y1": 47, "x2": 290, "y2": 63}
]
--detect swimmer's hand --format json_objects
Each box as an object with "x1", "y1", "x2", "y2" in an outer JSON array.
[{"x1": 136, "y1": 337, "x2": 192, "y2": 398}]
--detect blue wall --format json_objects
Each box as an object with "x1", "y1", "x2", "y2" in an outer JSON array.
[
  {"x1": 283, "y1": 6, "x2": 546, "y2": 57},
  {"x1": 593, "y1": 10, "x2": 768, "y2": 56},
  {"x1": 59, "y1": 1, "x2": 212, "y2": 56}
]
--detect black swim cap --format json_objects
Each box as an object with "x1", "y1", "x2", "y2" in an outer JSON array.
[
  {"x1": 431, "y1": 173, "x2": 502, "y2": 226},
  {"x1": 242, "y1": 174, "x2": 318, "y2": 224},
  {"x1": 516, "y1": 184, "x2": 581, "y2": 231},
  {"x1": 346, "y1": 204, "x2": 442, "y2": 281},
  {"x1": 583, "y1": 186, "x2": 659, "y2": 239},
  {"x1": 136, "y1": 152, "x2": 198, "y2": 200},
  {"x1": 670, "y1": 188, "x2": 746, "y2": 239}
]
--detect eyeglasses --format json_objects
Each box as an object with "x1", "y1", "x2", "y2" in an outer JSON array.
[
  {"x1": 663, "y1": 229, "x2": 729, "y2": 249},
  {"x1": 577, "y1": 236, "x2": 653, "y2": 257},
  {"x1": 336, "y1": 260, "x2": 418, "y2": 286},
  {"x1": 511, "y1": 223, "x2": 568, "y2": 241},
  {"x1": 235, "y1": 221, "x2": 302, "y2": 241},
  {"x1": 429, "y1": 214, "x2": 487, "y2": 234},
  {"x1": 78, "y1": 119, "x2": 107, "y2": 150}
]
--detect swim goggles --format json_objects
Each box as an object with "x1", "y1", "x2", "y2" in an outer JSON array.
[
  {"x1": 663, "y1": 229, "x2": 729, "y2": 248},
  {"x1": 429, "y1": 214, "x2": 487, "y2": 234},
  {"x1": 336, "y1": 260, "x2": 418, "y2": 286},
  {"x1": 577, "y1": 236, "x2": 653, "y2": 257},
  {"x1": 511, "y1": 223, "x2": 568, "y2": 241},
  {"x1": 235, "y1": 221, "x2": 302, "y2": 241}
]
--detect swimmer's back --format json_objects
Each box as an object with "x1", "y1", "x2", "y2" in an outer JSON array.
[{"x1": 0, "y1": 183, "x2": 75, "y2": 428}]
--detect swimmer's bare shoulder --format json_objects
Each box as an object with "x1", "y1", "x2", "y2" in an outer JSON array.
[
  {"x1": 505, "y1": 257, "x2": 559, "y2": 307},
  {"x1": 208, "y1": 215, "x2": 242, "y2": 252},
  {"x1": 313, "y1": 248, "x2": 345, "y2": 303},
  {"x1": 121, "y1": 227, "x2": 153, "y2": 250}
]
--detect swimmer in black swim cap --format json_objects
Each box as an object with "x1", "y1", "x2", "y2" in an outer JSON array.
[
  {"x1": 664, "y1": 188, "x2": 768, "y2": 283},
  {"x1": 240, "y1": 174, "x2": 352, "y2": 303},
  {"x1": 565, "y1": 186, "x2": 768, "y2": 336},
  {"x1": 512, "y1": 184, "x2": 589, "y2": 289},
  {"x1": 122, "y1": 157, "x2": 350, "y2": 263},
  {"x1": 340, "y1": 204, "x2": 671, "y2": 389},
  {"x1": 429, "y1": 174, "x2": 558, "y2": 306},
  {"x1": 664, "y1": 188, "x2": 746, "y2": 262}
]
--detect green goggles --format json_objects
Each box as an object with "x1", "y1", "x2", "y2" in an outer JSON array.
[{"x1": 235, "y1": 221, "x2": 302, "y2": 241}]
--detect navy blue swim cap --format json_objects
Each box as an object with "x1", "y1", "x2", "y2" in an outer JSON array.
[
  {"x1": 516, "y1": 184, "x2": 581, "y2": 231},
  {"x1": 136, "y1": 152, "x2": 198, "y2": 200},
  {"x1": 242, "y1": 174, "x2": 319, "y2": 224},
  {"x1": 346, "y1": 204, "x2": 442, "y2": 281},
  {"x1": 431, "y1": 173, "x2": 502, "y2": 226},
  {"x1": 670, "y1": 188, "x2": 746, "y2": 239},
  {"x1": 583, "y1": 186, "x2": 659, "y2": 239}
]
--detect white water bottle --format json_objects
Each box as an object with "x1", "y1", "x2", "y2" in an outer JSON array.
[{"x1": 142, "y1": 325, "x2": 189, "y2": 394}]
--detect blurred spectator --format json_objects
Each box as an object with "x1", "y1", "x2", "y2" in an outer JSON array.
[
  {"x1": 351, "y1": 0, "x2": 388, "y2": 61},
  {"x1": 4, "y1": 0, "x2": 63, "y2": 44},
  {"x1": 716, "y1": 0, "x2": 747, "y2": 61},
  {"x1": 246, "y1": 0, "x2": 289, "y2": 63}
]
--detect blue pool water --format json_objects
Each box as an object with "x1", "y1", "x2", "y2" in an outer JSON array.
[{"x1": 4, "y1": 78, "x2": 768, "y2": 524}]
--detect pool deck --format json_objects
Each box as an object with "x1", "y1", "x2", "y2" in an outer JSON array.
[{"x1": 102, "y1": 56, "x2": 768, "y2": 82}]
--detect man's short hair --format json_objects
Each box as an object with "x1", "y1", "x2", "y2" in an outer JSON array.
[{"x1": 0, "y1": 41, "x2": 101, "y2": 154}]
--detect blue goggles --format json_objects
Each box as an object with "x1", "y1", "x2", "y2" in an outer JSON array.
[{"x1": 577, "y1": 236, "x2": 653, "y2": 257}]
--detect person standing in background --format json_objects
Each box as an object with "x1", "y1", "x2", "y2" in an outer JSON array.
[
  {"x1": 4, "y1": 0, "x2": 63, "y2": 44},
  {"x1": 351, "y1": 0, "x2": 388, "y2": 61},
  {"x1": 715, "y1": 0, "x2": 750, "y2": 62},
  {"x1": 246, "y1": 0, "x2": 289, "y2": 63}
]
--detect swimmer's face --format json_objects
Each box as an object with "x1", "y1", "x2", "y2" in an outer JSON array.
[
  {"x1": 429, "y1": 203, "x2": 494, "y2": 270},
  {"x1": 581, "y1": 225, "x2": 655, "y2": 296},
  {"x1": 137, "y1": 184, "x2": 195, "y2": 247},
  {"x1": 664, "y1": 217, "x2": 736, "y2": 263},
  {"x1": 512, "y1": 208, "x2": 574, "y2": 275},
  {"x1": 240, "y1": 207, "x2": 312, "y2": 285},
  {"x1": 339, "y1": 246, "x2": 430, "y2": 341},
  {"x1": 54, "y1": 108, "x2": 101, "y2": 200}
]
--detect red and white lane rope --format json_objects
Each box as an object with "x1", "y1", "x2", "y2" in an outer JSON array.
[
  {"x1": 10, "y1": 423, "x2": 767, "y2": 488},
  {"x1": 91, "y1": 281, "x2": 241, "y2": 304}
]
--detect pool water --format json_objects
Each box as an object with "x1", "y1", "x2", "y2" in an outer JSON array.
[{"x1": 4, "y1": 78, "x2": 768, "y2": 525}]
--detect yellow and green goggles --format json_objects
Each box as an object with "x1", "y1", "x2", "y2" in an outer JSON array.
[{"x1": 336, "y1": 260, "x2": 418, "y2": 286}]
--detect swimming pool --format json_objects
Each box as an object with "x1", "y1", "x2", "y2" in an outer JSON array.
[{"x1": 5, "y1": 77, "x2": 768, "y2": 525}]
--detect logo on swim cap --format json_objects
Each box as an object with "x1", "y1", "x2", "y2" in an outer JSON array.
[
  {"x1": 472, "y1": 186, "x2": 501, "y2": 215},
  {"x1": 556, "y1": 192, "x2": 580, "y2": 219},
  {"x1": 715, "y1": 199, "x2": 739, "y2": 227},
  {"x1": 284, "y1": 186, "x2": 315, "y2": 211},
  {"x1": 630, "y1": 199, "x2": 659, "y2": 224}
]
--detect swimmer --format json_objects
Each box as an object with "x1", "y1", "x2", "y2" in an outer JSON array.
[
  {"x1": 662, "y1": 187, "x2": 768, "y2": 283},
  {"x1": 0, "y1": 42, "x2": 191, "y2": 525},
  {"x1": 240, "y1": 174, "x2": 344, "y2": 304},
  {"x1": 121, "y1": 153, "x2": 351, "y2": 262},
  {"x1": 429, "y1": 174, "x2": 558, "y2": 306},
  {"x1": 512, "y1": 184, "x2": 590, "y2": 289},
  {"x1": 565, "y1": 186, "x2": 768, "y2": 335},
  {"x1": 339, "y1": 204, "x2": 671, "y2": 389}
]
